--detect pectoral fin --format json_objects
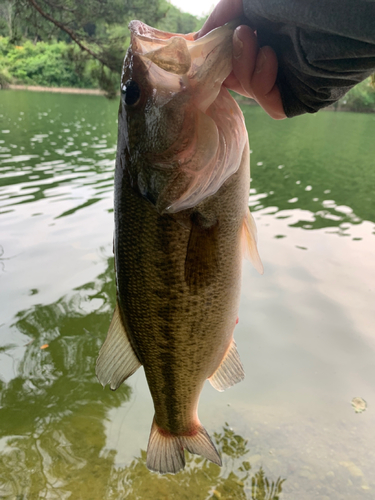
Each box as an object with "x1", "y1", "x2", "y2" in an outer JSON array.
[
  {"x1": 242, "y1": 210, "x2": 264, "y2": 274},
  {"x1": 184, "y1": 212, "x2": 219, "y2": 294},
  {"x1": 96, "y1": 303, "x2": 141, "y2": 390},
  {"x1": 209, "y1": 339, "x2": 245, "y2": 392}
]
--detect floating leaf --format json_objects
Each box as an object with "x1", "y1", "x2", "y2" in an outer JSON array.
[{"x1": 351, "y1": 397, "x2": 367, "y2": 413}]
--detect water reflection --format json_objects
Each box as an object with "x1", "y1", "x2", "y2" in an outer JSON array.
[
  {"x1": 0, "y1": 91, "x2": 116, "y2": 219},
  {"x1": 0, "y1": 91, "x2": 374, "y2": 499},
  {"x1": 92, "y1": 425, "x2": 284, "y2": 500},
  {"x1": 0, "y1": 422, "x2": 284, "y2": 499},
  {"x1": 0, "y1": 247, "x2": 285, "y2": 498},
  {"x1": 244, "y1": 107, "x2": 375, "y2": 232},
  {"x1": 0, "y1": 257, "x2": 130, "y2": 498}
]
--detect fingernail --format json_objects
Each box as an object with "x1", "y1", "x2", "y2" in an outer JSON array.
[
  {"x1": 255, "y1": 48, "x2": 266, "y2": 73},
  {"x1": 233, "y1": 28, "x2": 243, "y2": 60}
]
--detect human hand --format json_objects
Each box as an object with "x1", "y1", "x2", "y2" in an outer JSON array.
[{"x1": 198, "y1": 0, "x2": 286, "y2": 119}]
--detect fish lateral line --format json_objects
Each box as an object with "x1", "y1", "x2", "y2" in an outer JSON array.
[{"x1": 97, "y1": 17, "x2": 264, "y2": 475}]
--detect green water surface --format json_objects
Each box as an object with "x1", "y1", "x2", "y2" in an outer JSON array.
[{"x1": 0, "y1": 91, "x2": 374, "y2": 499}]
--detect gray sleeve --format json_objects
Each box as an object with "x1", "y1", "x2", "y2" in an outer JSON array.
[{"x1": 242, "y1": 0, "x2": 375, "y2": 117}]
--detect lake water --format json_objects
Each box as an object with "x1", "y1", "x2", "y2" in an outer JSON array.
[{"x1": 0, "y1": 90, "x2": 374, "y2": 499}]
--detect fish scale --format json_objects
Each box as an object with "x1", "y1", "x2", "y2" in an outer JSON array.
[
  {"x1": 116, "y1": 159, "x2": 244, "y2": 430},
  {"x1": 96, "y1": 20, "x2": 263, "y2": 474}
]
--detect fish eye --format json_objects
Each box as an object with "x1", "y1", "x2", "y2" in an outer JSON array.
[{"x1": 122, "y1": 80, "x2": 141, "y2": 106}]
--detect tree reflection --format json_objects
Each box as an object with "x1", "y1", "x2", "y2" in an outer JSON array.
[
  {"x1": 251, "y1": 468, "x2": 285, "y2": 500},
  {"x1": 107, "y1": 424, "x2": 285, "y2": 500},
  {"x1": 0, "y1": 257, "x2": 130, "y2": 498},
  {"x1": 0, "y1": 257, "x2": 285, "y2": 499},
  {"x1": 242, "y1": 107, "x2": 375, "y2": 231}
]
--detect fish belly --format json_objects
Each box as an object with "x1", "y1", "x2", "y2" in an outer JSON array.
[{"x1": 93, "y1": 136, "x2": 253, "y2": 473}]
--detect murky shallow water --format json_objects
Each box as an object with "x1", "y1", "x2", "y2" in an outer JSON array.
[{"x1": 0, "y1": 90, "x2": 374, "y2": 499}]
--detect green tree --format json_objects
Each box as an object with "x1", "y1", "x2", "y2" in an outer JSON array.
[
  {"x1": 338, "y1": 77, "x2": 375, "y2": 113},
  {"x1": 0, "y1": 0, "x2": 16, "y2": 38},
  {"x1": 158, "y1": 0, "x2": 204, "y2": 34},
  {"x1": 0, "y1": 0, "x2": 205, "y2": 94},
  {"x1": 1, "y1": 0, "x2": 167, "y2": 95}
]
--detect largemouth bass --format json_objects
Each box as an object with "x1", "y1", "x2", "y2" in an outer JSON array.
[{"x1": 96, "y1": 20, "x2": 263, "y2": 474}]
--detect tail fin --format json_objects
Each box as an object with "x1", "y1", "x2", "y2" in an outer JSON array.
[{"x1": 146, "y1": 417, "x2": 221, "y2": 474}]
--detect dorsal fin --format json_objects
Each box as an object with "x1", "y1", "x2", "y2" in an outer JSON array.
[
  {"x1": 96, "y1": 302, "x2": 141, "y2": 390},
  {"x1": 242, "y1": 210, "x2": 264, "y2": 274}
]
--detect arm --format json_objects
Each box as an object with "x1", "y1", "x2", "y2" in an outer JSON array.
[{"x1": 199, "y1": 0, "x2": 375, "y2": 117}]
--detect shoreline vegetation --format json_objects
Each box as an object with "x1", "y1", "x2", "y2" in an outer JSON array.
[
  {"x1": 0, "y1": 0, "x2": 205, "y2": 97},
  {"x1": 4, "y1": 82, "x2": 375, "y2": 114},
  {"x1": 0, "y1": 0, "x2": 374, "y2": 112},
  {"x1": 7, "y1": 84, "x2": 106, "y2": 95}
]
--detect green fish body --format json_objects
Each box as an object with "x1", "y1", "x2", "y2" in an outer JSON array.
[{"x1": 96, "y1": 20, "x2": 262, "y2": 474}]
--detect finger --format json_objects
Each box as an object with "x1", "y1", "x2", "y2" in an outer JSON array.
[
  {"x1": 232, "y1": 26, "x2": 286, "y2": 119},
  {"x1": 251, "y1": 47, "x2": 286, "y2": 119},
  {"x1": 223, "y1": 72, "x2": 255, "y2": 98},
  {"x1": 198, "y1": 0, "x2": 243, "y2": 38},
  {"x1": 230, "y1": 26, "x2": 259, "y2": 98}
]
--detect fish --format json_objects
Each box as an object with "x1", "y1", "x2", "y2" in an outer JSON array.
[{"x1": 96, "y1": 20, "x2": 263, "y2": 474}]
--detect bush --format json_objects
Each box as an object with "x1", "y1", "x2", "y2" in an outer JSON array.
[
  {"x1": 0, "y1": 37, "x2": 98, "y2": 88},
  {"x1": 339, "y1": 78, "x2": 375, "y2": 112},
  {"x1": 0, "y1": 32, "x2": 374, "y2": 112},
  {"x1": 0, "y1": 67, "x2": 11, "y2": 87}
]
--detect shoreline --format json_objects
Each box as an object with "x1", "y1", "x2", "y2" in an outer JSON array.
[
  {"x1": 7, "y1": 84, "x2": 107, "y2": 95},
  {"x1": 4, "y1": 84, "x2": 374, "y2": 113}
]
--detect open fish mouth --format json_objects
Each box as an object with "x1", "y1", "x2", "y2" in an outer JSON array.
[
  {"x1": 96, "y1": 19, "x2": 263, "y2": 475},
  {"x1": 120, "y1": 20, "x2": 248, "y2": 214}
]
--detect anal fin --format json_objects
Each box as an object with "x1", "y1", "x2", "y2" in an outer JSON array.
[
  {"x1": 242, "y1": 209, "x2": 264, "y2": 274},
  {"x1": 209, "y1": 339, "x2": 245, "y2": 392},
  {"x1": 96, "y1": 302, "x2": 141, "y2": 390}
]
